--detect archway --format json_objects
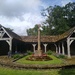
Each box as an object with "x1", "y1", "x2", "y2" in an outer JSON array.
[{"x1": 70, "y1": 40, "x2": 75, "y2": 56}]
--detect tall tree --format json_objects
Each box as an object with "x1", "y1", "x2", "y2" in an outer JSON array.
[
  {"x1": 27, "y1": 2, "x2": 75, "y2": 36},
  {"x1": 42, "y1": 2, "x2": 75, "y2": 35},
  {"x1": 64, "y1": 2, "x2": 75, "y2": 28}
]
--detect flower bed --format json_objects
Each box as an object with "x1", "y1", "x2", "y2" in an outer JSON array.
[{"x1": 26, "y1": 54, "x2": 52, "y2": 61}]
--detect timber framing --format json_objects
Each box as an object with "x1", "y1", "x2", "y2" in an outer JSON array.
[{"x1": 0, "y1": 24, "x2": 75, "y2": 58}]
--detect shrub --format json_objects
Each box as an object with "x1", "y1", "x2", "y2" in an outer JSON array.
[
  {"x1": 27, "y1": 50, "x2": 32, "y2": 55},
  {"x1": 12, "y1": 54, "x2": 21, "y2": 59},
  {"x1": 46, "y1": 50, "x2": 53, "y2": 55},
  {"x1": 57, "y1": 54, "x2": 66, "y2": 59}
]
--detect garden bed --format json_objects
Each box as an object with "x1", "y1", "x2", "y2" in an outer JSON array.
[
  {"x1": 16, "y1": 55, "x2": 63, "y2": 65},
  {"x1": 0, "y1": 55, "x2": 75, "y2": 70},
  {"x1": 0, "y1": 60, "x2": 75, "y2": 70}
]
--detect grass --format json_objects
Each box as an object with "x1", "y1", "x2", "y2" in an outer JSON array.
[
  {"x1": 16, "y1": 55, "x2": 63, "y2": 65},
  {"x1": 0, "y1": 66, "x2": 75, "y2": 75}
]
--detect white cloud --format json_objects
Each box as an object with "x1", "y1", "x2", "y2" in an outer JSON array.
[
  {"x1": 0, "y1": 0, "x2": 73, "y2": 36},
  {"x1": 0, "y1": 0, "x2": 41, "y2": 18},
  {"x1": 0, "y1": 0, "x2": 44, "y2": 35},
  {"x1": 61, "y1": 0, "x2": 72, "y2": 6},
  {"x1": 0, "y1": 12, "x2": 44, "y2": 35}
]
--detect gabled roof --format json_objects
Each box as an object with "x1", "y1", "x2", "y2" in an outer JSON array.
[
  {"x1": 57, "y1": 27, "x2": 75, "y2": 41},
  {"x1": 0, "y1": 24, "x2": 75, "y2": 43},
  {"x1": 21, "y1": 26, "x2": 75, "y2": 43},
  {"x1": 0, "y1": 25, "x2": 21, "y2": 40},
  {"x1": 21, "y1": 36, "x2": 57, "y2": 43}
]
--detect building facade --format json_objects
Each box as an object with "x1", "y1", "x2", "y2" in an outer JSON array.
[{"x1": 0, "y1": 25, "x2": 75, "y2": 58}]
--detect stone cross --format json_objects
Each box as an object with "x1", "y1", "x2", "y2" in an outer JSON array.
[{"x1": 38, "y1": 24, "x2": 41, "y2": 51}]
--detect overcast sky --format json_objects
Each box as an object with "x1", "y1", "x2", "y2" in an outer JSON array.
[{"x1": 0, "y1": 0, "x2": 74, "y2": 35}]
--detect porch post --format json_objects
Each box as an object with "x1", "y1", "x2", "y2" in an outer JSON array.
[
  {"x1": 32, "y1": 44, "x2": 36, "y2": 53},
  {"x1": 67, "y1": 38, "x2": 71, "y2": 58},
  {"x1": 54, "y1": 44, "x2": 58, "y2": 53},
  {"x1": 62, "y1": 42, "x2": 65, "y2": 55},
  {"x1": 6, "y1": 38, "x2": 12, "y2": 57},
  {"x1": 58, "y1": 43, "x2": 61, "y2": 54},
  {"x1": 9, "y1": 39, "x2": 12, "y2": 52},
  {"x1": 43, "y1": 44, "x2": 48, "y2": 53}
]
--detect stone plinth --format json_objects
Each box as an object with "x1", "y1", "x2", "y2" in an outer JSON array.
[{"x1": 34, "y1": 50, "x2": 42, "y2": 56}]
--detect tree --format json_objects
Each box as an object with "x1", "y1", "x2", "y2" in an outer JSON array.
[
  {"x1": 42, "y1": 2, "x2": 75, "y2": 35},
  {"x1": 64, "y1": 2, "x2": 75, "y2": 28},
  {"x1": 27, "y1": 24, "x2": 50, "y2": 36},
  {"x1": 27, "y1": 2, "x2": 75, "y2": 36},
  {"x1": 51, "y1": 5, "x2": 70, "y2": 35},
  {"x1": 26, "y1": 25, "x2": 38, "y2": 36}
]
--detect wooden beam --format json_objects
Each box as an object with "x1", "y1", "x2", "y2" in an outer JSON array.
[
  {"x1": 70, "y1": 40, "x2": 74, "y2": 45},
  {"x1": 43, "y1": 44, "x2": 48, "y2": 53},
  {"x1": 67, "y1": 38, "x2": 71, "y2": 58},
  {"x1": 0, "y1": 38, "x2": 10, "y2": 40},
  {"x1": 1, "y1": 32, "x2": 5, "y2": 38},
  {"x1": 9, "y1": 39, "x2": 12, "y2": 52},
  {"x1": 54, "y1": 44, "x2": 58, "y2": 53},
  {"x1": 58, "y1": 43, "x2": 61, "y2": 54},
  {"x1": 70, "y1": 38, "x2": 75, "y2": 40},
  {"x1": 62, "y1": 42, "x2": 65, "y2": 55},
  {"x1": 0, "y1": 31, "x2": 5, "y2": 38},
  {"x1": 32, "y1": 44, "x2": 36, "y2": 53},
  {"x1": 6, "y1": 40, "x2": 10, "y2": 45},
  {"x1": 2, "y1": 27, "x2": 12, "y2": 38}
]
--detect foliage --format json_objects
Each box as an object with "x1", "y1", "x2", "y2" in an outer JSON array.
[
  {"x1": 46, "y1": 50, "x2": 53, "y2": 55},
  {"x1": 12, "y1": 54, "x2": 22, "y2": 59},
  {"x1": 56, "y1": 54, "x2": 66, "y2": 59},
  {"x1": 26, "y1": 25, "x2": 38, "y2": 36},
  {"x1": 27, "y1": 2, "x2": 75, "y2": 36},
  {"x1": 27, "y1": 50, "x2": 33, "y2": 55},
  {"x1": 42, "y1": 2, "x2": 75, "y2": 35},
  {"x1": 64, "y1": 2, "x2": 75, "y2": 28}
]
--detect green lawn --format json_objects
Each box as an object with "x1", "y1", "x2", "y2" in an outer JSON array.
[
  {"x1": 0, "y1": 66, "x2": 75, "y2": 75},
  {"x1": 16, "y1": 55, "x2": 63, "y2": 65}
]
